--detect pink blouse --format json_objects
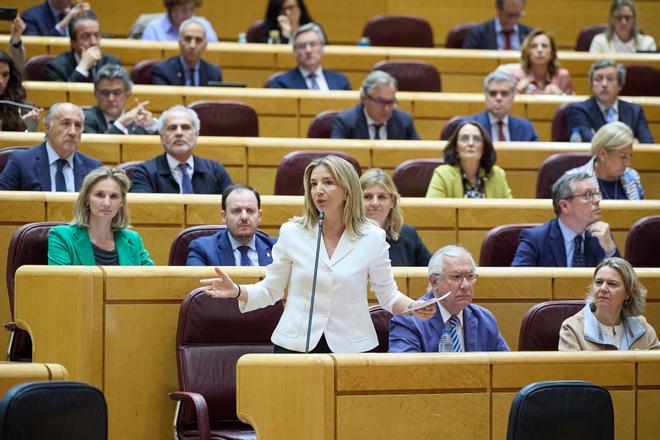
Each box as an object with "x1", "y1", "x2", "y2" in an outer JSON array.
[{"x1": 510, "y1": 65, "x2": 574, "y2": 95}]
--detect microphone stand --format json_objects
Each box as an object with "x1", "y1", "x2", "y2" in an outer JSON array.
[{"x1": 304, "y1": 210, "x2": 324, "y2": 353}]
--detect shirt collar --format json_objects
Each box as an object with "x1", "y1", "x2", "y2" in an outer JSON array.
[
  {"x1": 557, "y1": 216, "x2": 583, "y2": 245},
  {"x1": 488, "y1": 112, "x2": 509, "y2": 125},
  {"x1": 179, "y1": 56, "x2": 200, "y2": 72},
  {"x1": 438, "y1": 302, "x2": 464, "y2": 328},
  {"x1": 165, "y1": 153, "x2": 194, "y2": 172},
  {"x1": 494, "y1": 18, "x2": 519, "y2": 35},
  {"x1": 227, "y1": 232, "x2": 257, "y2": 252},
  {"x1": 298, "y1": 66, "x2": 324, "y2": 78},
  {"x1": 596, "y1": 99, "x2": 619, "y2": 115},
  {"x1": 363, "y1": 107, "x2": 385, "y2": 128},
  {"x1": 45, "y1": 141, "x2": 75, "y2": 166}
]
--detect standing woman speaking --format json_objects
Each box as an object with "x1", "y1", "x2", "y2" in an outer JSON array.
[{"x1": 202, "y1": 156, "x2": 434, "y2": 353}]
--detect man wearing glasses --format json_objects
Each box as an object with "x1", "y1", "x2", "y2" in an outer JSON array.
[
  {"x1": 512, "y1": 172, "x2": 620, "y2": 267},
  {"x1": 463, "y1": 0, "x2": 533, "y2": 50},
  {"x1": 269, "y1": 23, "x2": 350, "y2": 90},
  {"x1": 330, "y1": 70, "x2": 420, "y2": 140},
  {"x1": 389, "y1": 245, "x2": 509, "y2": 353}
]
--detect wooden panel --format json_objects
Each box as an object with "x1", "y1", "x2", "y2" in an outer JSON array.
[{"x1": 0, "y1": 363, "x2": 68, "y2": 397}]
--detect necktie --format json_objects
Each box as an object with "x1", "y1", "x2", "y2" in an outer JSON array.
[
  {"x1": 572, "y1": 235, "x2": 586, "y2": 267},
  {"x1": 55, "y1": 159, "x2": 68, "y2": 192},
  {"x1": 497, "y1": 120, "x2": 506, "y2": 142},
  {"x1": 178, "y1": 163, "x2": 193, "y2": 194},
  {"x1": 308, "y1": 74, "x2": 320, "y2": 90},
  {"x1": 502, "y1": 30, "x2": 513, "y2": 50},
  {"x1": 188, "y1": 69, "x2": 196, "y2": 86},
  {"x1": 605, "y1": 107, "x2": 616, "y2": 123},
  {"x1": 372, "y1": 123, "x2": 383, "y2": 140},
  {"x1": 238, "y1": 246, "x2": 252, "y2": 266},
  {"x1": 448, "y1": 315, "x2": 463, "y2": 352}
]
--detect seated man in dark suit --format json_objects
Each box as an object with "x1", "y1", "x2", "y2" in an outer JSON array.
[
  {"x1": 44, "y1": 14, "x2": 121, "y2": 82},
  {"x1": 84, "y1": 64, "x2": 157, "y2": 135},
  {"x1": 512, "y1": 172, "x2": 620, "y2": 267},
  {"x1": 330, "y1": 70, "x2": 420, "y2": 140},
  {"x1": 568, "y1": 60, "x2": 654, "y2": 143},
  {"x1": 269, "y1": 22, "x2": 351, "y2": 90},
  {"x1": 130, "y1": 105, "x2": 234, "y2": 194},
  {"x1": 462, "y1": 71, "x2": 538, "y2": 141},
  {"x1": 0, "y1": 102, "x2": 101, "y2": 191},
  {"x1": 389, "y1": 245, "x2": 509, "y2": 353},
  {"x1": 186, "y1": 185, "x2": 276, "y2": 266},
  {"x1": 22, "y1": 0, "x2": 91, "y2": 37},
  {"x1": 151, "y1": 17, "x2": 222, "y2": 86},
  {"x1": 463, "y1": 0, "x2": 533, "y2": 50}
]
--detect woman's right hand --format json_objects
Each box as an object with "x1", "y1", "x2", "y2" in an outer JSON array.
[
  {"x1": 277, "y1": 14, "x2": 292, "y2": 38},
  {"x1": 200, "y1": 267, "x2": 238, "y2": 299}
]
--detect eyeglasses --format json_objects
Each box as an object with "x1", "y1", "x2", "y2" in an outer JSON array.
[
  {"x1": 97, "y1": 89, "x2": 125, "y2": 98},
  {"x1": 458, "y1": 135, "x2": 483, "y2": 144},
  {"x1": 566, "y1": 191, "x2": 602, "y2": 202},
  {"x1": 365, "y1": 94, "x2": 398, "y2": 107},
  {"x1": 434, "y1": 272, "x2": 479, "y2": 284},
  {"x1": 293, "y1": 41, "x2": 321, "y2": 50},
  {"x1": 487, "y1": 90, "x2": 512, "y2": 98},
  {"x1": 612, "y1": 14, "x2": 634, "y2": 22}
]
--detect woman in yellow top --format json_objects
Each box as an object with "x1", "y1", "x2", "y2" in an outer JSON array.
[{"x1": 426, "y1": 121, "x2": 513, "y2": 199}]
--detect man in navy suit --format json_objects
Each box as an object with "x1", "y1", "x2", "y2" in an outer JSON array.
[
  {"x1": 463, "y1": 0, "x2": 533, "y2": 50},
  {"x1": 269, "y1": 22, "x2": 351, "y2": 91},
  {"x1": 130, "y1": 105, "x2": 233, "y2": 194},
  {"x1": 330, "y1": 70, "x2": 420, "y2": 140},
  {"x1": 461, "y1": 71, "x2": 538, "y2": 141},
  {"x1": 44, "y1": 14, "x2": 121, "y2": 83},
  {"x1": 186, "y1": 185, "x2": 276, "y2": 266},
  {"x1": 568, "y1": 60, "x2": 654, "y2": 143},
  {"x1": 0, "y1": 103, "x2": 101, "y2": 191},
  {"x1": 22, "y1": 0, "x2": 91, "y2": 37},
  {"x1": 151, "y1": 18, "x2": 222, "y2": 86},
  {"x1": 512, "y1": 172, "x2": 620, "y2": 267}
]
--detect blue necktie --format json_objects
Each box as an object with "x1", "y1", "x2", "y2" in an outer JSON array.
[
  {"x1": 238, "y1": 246, "x2": 252, "y2": 266},
  {"x1": 55, "y1": 159, "x2": 68, "y2": 192},
  {"x1": 572, "y1": 235, "x2": 586, "y2": 267},
  {"x1": 178, "y1": 163, "x2": 193, "y2": 194},
  {"x1": 308, "y1": 74, "x2": 320, "y2": 90},
  {"x1": 448, "y1": 315, "x2": 462, "y2": 352},
  {"x1": 605, "y1": 107, "x2": 616, "y2": 123}
]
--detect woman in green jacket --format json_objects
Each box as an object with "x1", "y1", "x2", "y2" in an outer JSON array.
[
  {"x1": 426, "y1": 121, "x2": 513, "y2": 199},
  {"x1": 48, "y1": 166, "x2": 154, "y2": 266}
]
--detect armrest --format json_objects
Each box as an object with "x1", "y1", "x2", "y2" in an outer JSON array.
[
  {"x1": 4, "y1": 321, "x2": 16, "y2": 331},
  {"x1": 169, "y1": 391, "x2": 210, "y2": 440}
]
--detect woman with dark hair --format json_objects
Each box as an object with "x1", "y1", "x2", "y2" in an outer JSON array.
[
  {"x1": 590, "y1": 0, "x2": 656, "y2": 53},
  {"x1": 260, "y1": 0, "x2": 315, "y2": 44},
  {"x1": 426, "y1": 121, "x2": 512, "y2": 198},
  {"x1": 509, "y1": 29, "x2": 573, "y2": 95},
  {"x1": 0, "y1": 51, "x2": 40, "y2": 132}
]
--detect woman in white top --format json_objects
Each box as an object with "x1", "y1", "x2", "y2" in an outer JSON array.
[
  {"x1": 590, "y1": 0, "x2": 656, "y2": 53},
  {"x1": 201, "y1": 155, "x2": 435, "y2": 353}
]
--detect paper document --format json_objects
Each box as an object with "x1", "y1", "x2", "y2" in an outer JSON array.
[{"x1": 407, "y1": 291, "x2": 451, "y2": 312}]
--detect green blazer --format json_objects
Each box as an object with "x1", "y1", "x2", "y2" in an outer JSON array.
[
  {"x1": 425, "y1": 164, "x2": 513, "y2": 198},
  {"x1": 48, "y1": 224, "x2": 154, "y2": 266}
]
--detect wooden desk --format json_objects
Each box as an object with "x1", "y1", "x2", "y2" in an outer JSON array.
[
  {"x1": 13, "y1": 266, "x2": 660, "y2": 440},
  {"x1": 0, "y1": 362, "x2": 68, "y2": 397},
  {"x1": 237, "y1": 351, "x2": 660, "y2": 440}
]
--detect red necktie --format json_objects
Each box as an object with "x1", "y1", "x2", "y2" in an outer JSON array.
[
  {"x1": 497, "y1": 120, "x2": 506, "y2": 142},
  {"x1": 502, "y1": 30, "x2": 513, "y2": 50}
]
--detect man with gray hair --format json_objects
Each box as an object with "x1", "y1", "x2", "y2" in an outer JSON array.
[
  {"x1": 389, "y1": 245, "x2": 509, "y2": 353},
  {"x1": 567, "y1": 59, "x2": 653, "y2": 143},
  {"x1": 463, "y1": 0, "x2": 533, "y2": 50},
  {"x1": 130, "y1": 105, "x2": 233, "y2": 194},
  {"x1": 151, "y1": 17, "x2": 222, "y2": 86},
  {"x1": 84, "y1": 64, "x2": 157, "y2": 134},
  {"x1": 512, "y1": 172, "x2": 620, "y2": 267},
  {"x1": 269, "y1": 23, "x2": 351, "y2": 90},
  {"x1": 458, "y1": 70, "x2": 538, "y2": 141},
  {"x1": 0, "y1": 102, "x2": 101, "y2": 191},
  {"x1": 330, "y1": 70, "x2": 419, "y2": 140}
]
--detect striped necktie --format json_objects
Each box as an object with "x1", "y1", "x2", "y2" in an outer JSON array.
[{"x1": 448, "y1": 315, "x2": 463, "y2": 352}]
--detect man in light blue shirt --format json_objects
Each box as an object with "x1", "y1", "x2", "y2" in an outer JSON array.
[{"x1": 141, "y1": 0, "x2": 218, "y2": 42}]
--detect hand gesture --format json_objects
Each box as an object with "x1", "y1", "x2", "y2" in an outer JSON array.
[
  {"x1": 62, "y1": 1, "x2": 92, "y2": 26},
  {"x1": 10, "y1": 14, "x2": 25, "y2": 45},
  {"x1": 587, "y1": 221, "x2": 616, "y2": 255},
  {"x1": 117, "y1": 99, "x2": 153, "y2": 127},
  {"x1": 200, "y1": 267, "x2": 240, "y2": 299},
  {"x1": 277, "y1": 14, "x2": 292, "y2": 39},
  {"x1": 20, "y1": 108, "x2": 43, "y2": 131},
  {"x1": 516, "y1": 78, "x2": 531, "y2": 94},
  {"x1": 79, "y1": 46, "x2": 101, "y2": 71},
  {"x1": 544, "y1": 83, "x2": 563, "y2": 95}
]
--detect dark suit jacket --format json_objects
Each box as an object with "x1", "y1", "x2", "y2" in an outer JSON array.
[
  {"x1": 464, "y1": 111, "x2": 539, "y2": 141},
  {"x1": 129, "y1": 153, "x2": 233, "y2": 194},
  {"x1": 0, "y1": 142, "x2": 101, "y2": 191},
  {"x1": 44, "y1": 51, "x2": 122, "y2": 82},
  {"x1": 511, "y1": 217, "x2": 620, "y2": 267},
  {"x1": 567, "y1": 97, "x2": 654, "y2": 143},
  {"x1": 186, "y1": 229, "x2": 276, "y2": 266},
  {"x1": 330, "y1": 104, "x2": 420, "y2": 140},
  {"x1": 463, "y1": 19, "x2": 533, "y2": 50},
  {"x1": 269, "y1": 68, "x2": 351, "y2": 90},
  {"x1": 387, "y1": 224, "x2": 432, "y2": 267},
  {"x1": 22, "y1": 1, "x2": 64, "y2": 36},
  {"x1": 151, "y1": 56, "x2": 222, "y2": 86},
  {"x1": 83, "y1": 106, "x2": 149, "y2": 135}
]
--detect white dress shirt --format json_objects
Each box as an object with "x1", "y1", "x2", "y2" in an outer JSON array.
[{"x1": 165, "y1": 154, "x2": 195, "y2": 194}]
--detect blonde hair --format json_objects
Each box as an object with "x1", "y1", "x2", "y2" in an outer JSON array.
[
  {"x1": 587, "y1": 257, "x2": 647, "y2": 317},
  {"x1": 72, "y1": 166, "x2": 131, "y2": 231},
  {"x1": 359, "y1": 168, "x2": 403, "y2": 240},
  {"x1": 296, "y1": 155, "x2": 367, "y2": 237},
  {"x1": 591, "y1": 121, "x2": 634, "y2": 155}
]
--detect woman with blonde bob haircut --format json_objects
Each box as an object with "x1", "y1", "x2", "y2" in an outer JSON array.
[
  {"x1": 590, "y1": 0, "x2": 656, "y2": 53},
  {"x1": 201, "y1": 155, "x2": 435, "y2": 354},
  {"x1": 360, "y1": 168, "x2": 431, "y2": 267},
  {"x1": 48, "y1": 166, "x2": 154, "y2": 266},
  {"x1": 565, "y1": 121, "x2": 643, "y2": 199},
  {"x1": 559, "y1": 257, "x2": 659, "y2": 350}
]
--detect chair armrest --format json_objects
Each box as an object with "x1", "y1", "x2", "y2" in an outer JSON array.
[
  {"x1": 169, "y1": 391, "x2": 210, "y2": 440},
  {"x1": 4, "y1": 321, "x2": 16, "y2": 331}
]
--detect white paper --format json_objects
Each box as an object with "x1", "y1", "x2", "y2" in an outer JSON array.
[{"x1": 407, "y1": 291, "x2": 451, "y2": 312}]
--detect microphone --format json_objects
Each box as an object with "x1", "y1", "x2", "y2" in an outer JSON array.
[
  {"x1": 304, "y1": 210, "x2": 324, "y2": 353},
  {"x1": 0, "y1": 100, "x2": 39, "y2": 112}
]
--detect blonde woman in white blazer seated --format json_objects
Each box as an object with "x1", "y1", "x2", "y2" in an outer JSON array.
[{"x1": 202, "y1": 155, "x2": 435, "y2": 353}]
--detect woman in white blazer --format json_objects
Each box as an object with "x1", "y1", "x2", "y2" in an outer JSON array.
[{"x1": 202, "y1": 155, "x2": 435, "y2": 353}]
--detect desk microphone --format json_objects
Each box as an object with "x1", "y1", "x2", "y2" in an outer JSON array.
[
  {"x1": 0, "y1": 100, "x2": 39, "y2": 111},
  {"x1": 304, "y1": 210, "x2": 324, "y2": 353}
]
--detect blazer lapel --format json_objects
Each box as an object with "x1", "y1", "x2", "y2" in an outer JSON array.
[
  {"x1": 549, "y1": 219, "x2": 568, "y2": 266},
  {"x1": 199, "y1": 61, "x2": 208, "y2": 86},
  {"x1": 293, "y1": 69, "x2": 309, "y2": 89},
  {"x1": 588, "y1": 97, "x2": 606, "y2": 127},
  {"x1": 72, "y1": 152, "x2": 87, "y2": 191},
  {"x1": 35, "y1": 144, "x2": 51, "y2": 191},
  {"x1": 356, "y1": 105, "x2": 370, "y2": 139},
  {"x1": 462, "y1": 306, "x2": 478, "y2": 352},
  {"x1": 114, "y1": 231, "x2": 137, "y2": 265},
  {"x1": 72, "y1": 227, "x2": 95, "y2": 265},
  {"x1": 255, "y1": 235, "x2": 273, "y2": 265},
  {"x1": 95, "y1": 107, "x2": 108, "y2": 132},
  {"x1": 326, "y1": 232, "x2": 355, "y2": 266},
  {"x1": 217, "y1": 231, "x2": 236, "y2": 265},
  {"x1": 617, "y1": 101, "x2": 632, "y2": 127}
]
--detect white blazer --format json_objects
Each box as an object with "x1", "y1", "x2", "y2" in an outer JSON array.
[{"x1": 241, "y1": 220, "x2": 405, "y2": 353}]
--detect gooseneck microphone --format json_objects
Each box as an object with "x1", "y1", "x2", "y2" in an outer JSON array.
[
  {"x1": 304, "y1": 210, "x2": 325, "y2": 353},
  {"x1": 0, "y1": 100, "x2": 39, "y2": 111}
]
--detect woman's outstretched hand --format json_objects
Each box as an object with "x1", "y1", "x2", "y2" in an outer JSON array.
[{"x1": 200, "y1": 267, "x2": 238, "y2": 299}]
